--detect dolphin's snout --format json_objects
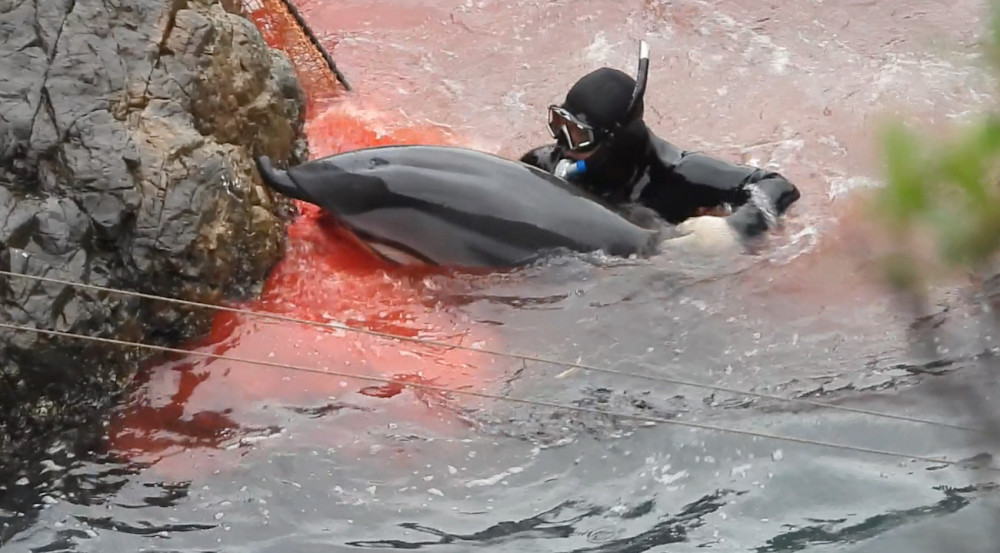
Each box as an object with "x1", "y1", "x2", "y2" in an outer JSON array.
[{"x1": 254, "y1": 155, "x2": 307, "y2": 202}]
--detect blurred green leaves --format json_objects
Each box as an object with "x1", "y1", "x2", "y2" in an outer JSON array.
[
  {"x1": 874, "y1": 3, "x2": 1000, "y2": 282},
  {"x1": 877, "y1": 116, "x2": 1000, "y2": 268}
]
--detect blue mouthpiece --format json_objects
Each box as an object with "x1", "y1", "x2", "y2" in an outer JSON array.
[
  {"x1": 564, "y1": 160, "x2": 587, "y2": 178},
  {"x1": 554, "y1": 158, "x2": 588, "y2": 180}
]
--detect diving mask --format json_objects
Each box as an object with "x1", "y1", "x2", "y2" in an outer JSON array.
[
  {"x1": 547, "y1": 105, "x2": 598, "y2": 152},
  {"x1": 546, "y1": 40, "x2": 650, "y2": 153}
]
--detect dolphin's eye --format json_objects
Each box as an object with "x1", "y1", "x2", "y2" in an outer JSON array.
[{"x1": 369, "y1": 157, "x2": 389, "y2": 169}]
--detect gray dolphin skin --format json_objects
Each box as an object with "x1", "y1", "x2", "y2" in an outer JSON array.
[{"x1": 254, "y1": 145, "x2": 661, "y2": 268}]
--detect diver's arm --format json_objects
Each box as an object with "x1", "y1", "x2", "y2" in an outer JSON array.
[
  {"x1": 667, "y1": 173, "x2": 801, "y2": 249},
  {"x1": 664, "y1": 151, "x2": 800, "y2": 238}
]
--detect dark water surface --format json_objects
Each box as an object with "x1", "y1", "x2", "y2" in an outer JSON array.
[{"x1": 4, "y1": 0, "x2": 1000, "y2": 551}]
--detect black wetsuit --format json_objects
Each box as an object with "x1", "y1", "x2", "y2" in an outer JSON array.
[{"x1": 520, "y1": 123, "x2": 801, "y2": 240}]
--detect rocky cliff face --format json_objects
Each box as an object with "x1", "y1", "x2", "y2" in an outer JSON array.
[{"x1": 0, "y1": 0, "x2": 307, "y2": 473}]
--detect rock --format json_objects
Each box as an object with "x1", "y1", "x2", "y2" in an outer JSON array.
[{"x1": 0, "y1": 0, "x2": 308, "y2": 475}]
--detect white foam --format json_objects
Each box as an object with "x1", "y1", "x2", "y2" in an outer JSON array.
[
  {"x1": 466, "y1": 466, "x2": 524, "y2": 487},
  {"x1": 827, "y1": 175, "x2": 882, "y2": 201}
]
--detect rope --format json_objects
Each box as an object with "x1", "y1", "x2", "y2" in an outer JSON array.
[
  {"x1": 0, "y1": 321, "x2": 989, "y2": 472},
  {"x1": 0, "y1": 269, "x2": 983, "y2": 433},
  {"x1": 276, "y1": 0, "x2": 352, "y2": 91}
]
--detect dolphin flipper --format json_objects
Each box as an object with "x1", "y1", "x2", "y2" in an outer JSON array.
[{"x1": 255, "y1": 156, "x2": 310, "y2": 202}]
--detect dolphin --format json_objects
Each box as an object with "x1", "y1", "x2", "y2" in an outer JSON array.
[{"x1": 254, "y1": 145, "x2": 662, "y2": 268}]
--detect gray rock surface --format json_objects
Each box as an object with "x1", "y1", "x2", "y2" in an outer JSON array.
[{"x1": 0, "y1": 0, "x2": 308, "y2": 475}]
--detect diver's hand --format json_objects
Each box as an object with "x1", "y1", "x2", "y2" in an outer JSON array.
[{"x1": 663, "y1": 215, "x2": 743, "y2": 254}]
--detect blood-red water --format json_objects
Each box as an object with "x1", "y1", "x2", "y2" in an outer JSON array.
[
  {"x1": 101, "y1": 0, "x2": 992, "y2": 480},
  {"x1": 105, "y1": 0, "x2": 503, "y2": 480}
]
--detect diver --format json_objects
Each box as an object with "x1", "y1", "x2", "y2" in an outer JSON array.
[{"x1": 519, "y1": 41, "x2": 801, "y2": 251}]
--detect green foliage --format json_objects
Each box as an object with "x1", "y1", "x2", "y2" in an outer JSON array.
[
  {"x1": 879, "y1": 117, "x2": 1000, "y2": 266},
  {"x1": 875, "y1": 2, "x2": 1000, "y2": 279}
]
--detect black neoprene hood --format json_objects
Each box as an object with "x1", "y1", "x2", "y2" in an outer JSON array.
[{"x1": 560, "y1": 67, "x2": 638, "y2": 137}]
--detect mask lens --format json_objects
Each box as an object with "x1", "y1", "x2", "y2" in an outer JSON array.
[{"x1": 547, "y1": 106, "x2": 595, "y2": 151}]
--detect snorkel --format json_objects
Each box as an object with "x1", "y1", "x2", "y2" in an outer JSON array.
[
  {"x1": 552, "y1": 40, "x2": 651, "y2": 181},
  {"x1": 624, "y1": 40, "x2": 650, "y2": 126}
]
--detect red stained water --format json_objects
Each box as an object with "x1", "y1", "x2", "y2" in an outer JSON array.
[
  {"x1": 104, "y1": 0, "x2": 994, "y2": 479},
  {"x1": 106, "y1": 0, "x2": 503, "y2": 480}
]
